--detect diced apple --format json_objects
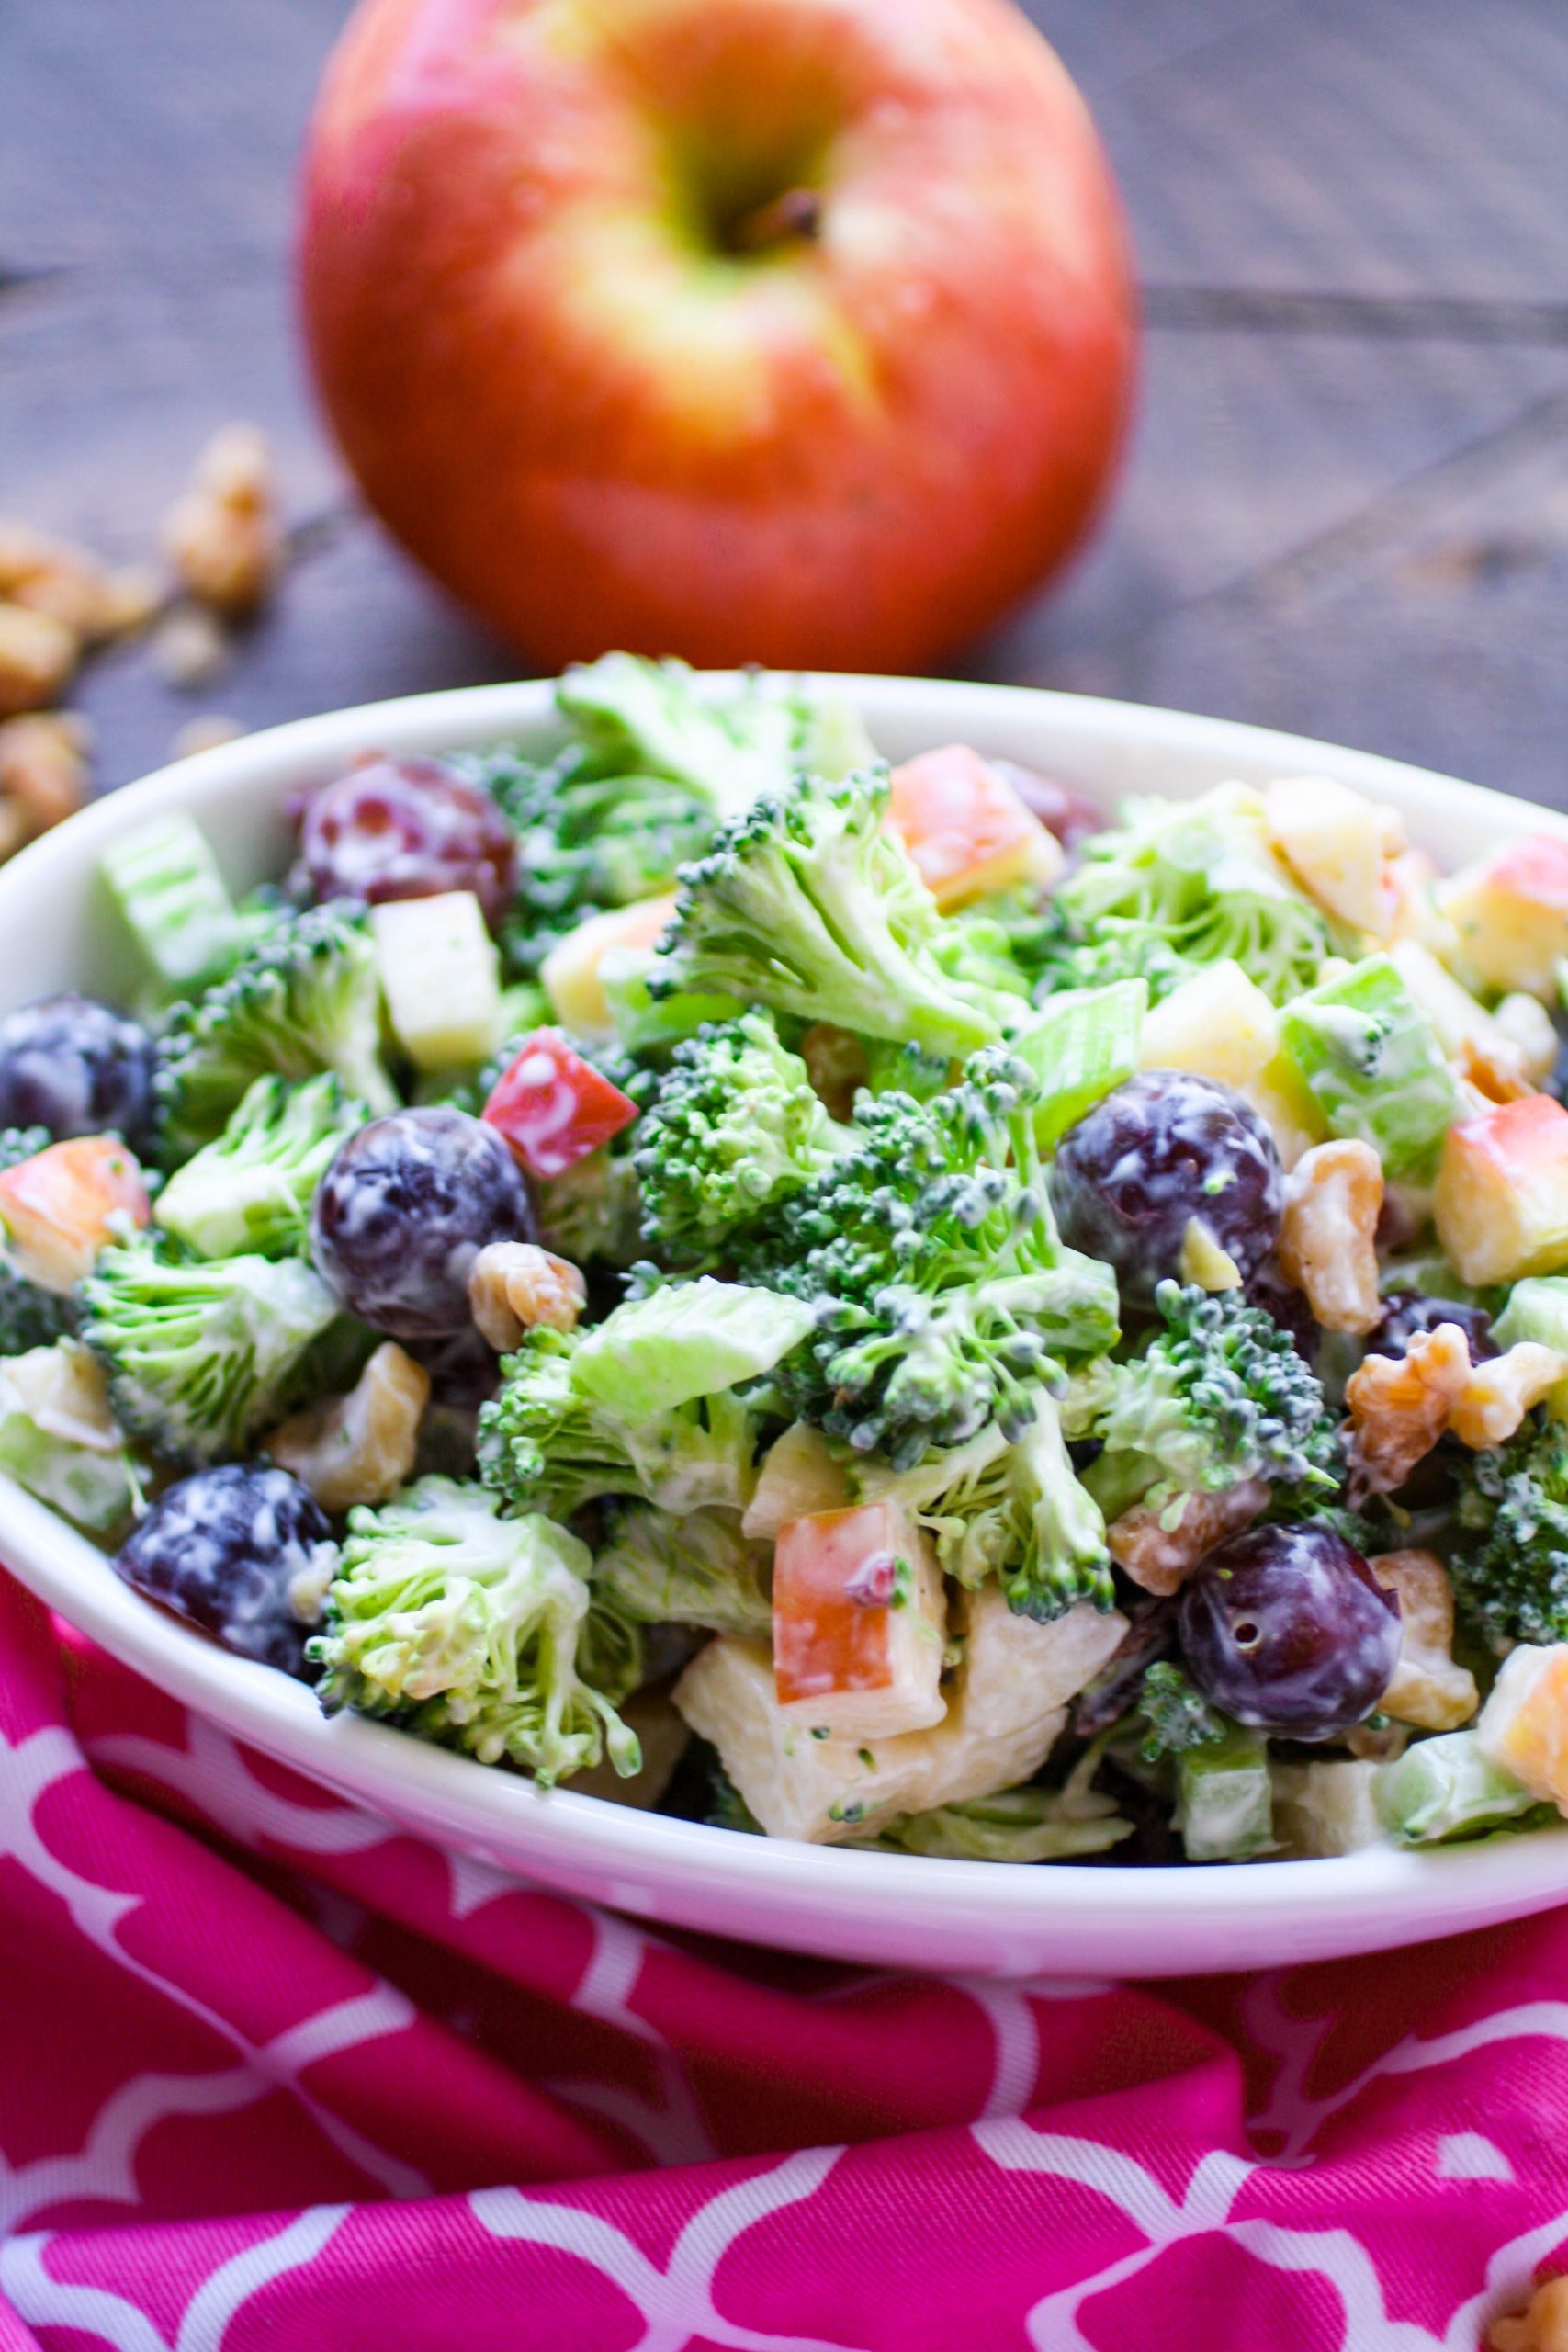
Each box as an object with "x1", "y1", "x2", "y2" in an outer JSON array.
[
  {"x1": 372, "y1": 890, "x2": 501, "y2": 1069},
  {"x1": 1264, "y1": 775, "x2": 1401, "y2": 937},
  {"x1": 1433, "y1": 1094, "x2": 1568, "y2": 1285},
  {"x1": 674, "y1": 1586, "x2": 1126, "y2": 1844},
  {"x1": 773, "y1": 1498, "x2": 946, "y2": 1740},
  {"x1": 482, "y1": 1028, "x2": 638, "y2": 1178},
  {"x1": 0, "y1": 1136, "x2": 150, "y2": 1292},
  {"x1": 1271, "y1": 1759, "x2": 1384, "y2": 1857},
  {"x1": 1476, "y1": 1643, "x2": 1568, "y2": 1814},
  {"x1": 1139, "y1": 958, "x2": 1325, "y2": 1168},
  {"x1": 1440, "y1": 832, "x2": 1568, "y2": 998},
  {"x1": 540, "y1": 894, "x2": 678, "y2": 1040},
  {"x1": 741, "y1": 1422, "x2": 853, "y2": 1539},
  {"x1": 886, "y1": 744, "x2": 1062, "y2": 910}
]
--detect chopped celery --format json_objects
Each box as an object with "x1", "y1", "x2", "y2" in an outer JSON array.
[
  {"x1": 1279, "y1": 955, "x2": 1466, "y2": 1182},
  {"x1": 1494, "y1": 1279, "x2": 1568, "y2": 1419},
  {"x1": 1013, "y1": 978, "x2": 1147, "y2": 1148},
  {"x1": 100, "y1": 812, "x2": 251, "y2": 989},
  {"x1": 570, "y1": 1279, "x2": 816, "y2": 1419},
  {"x1": 1375, "y1": 1730, "x2": 1542, "y2": 1845},
  {"x1": 1175, "y1": 1720, "x2": 1273, "y2": 1861}
]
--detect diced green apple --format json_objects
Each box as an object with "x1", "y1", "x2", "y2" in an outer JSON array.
[{"x1": 1434, "y1": 1095, "x2": 1568, "y2": 1285}]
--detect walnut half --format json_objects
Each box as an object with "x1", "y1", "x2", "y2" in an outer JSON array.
[
  {"x1": 1277, "y1": 1138, "x2": 1384, "y2": 1335},
  {"x1": 468, "y1": 1241, "x2": 586, "y2": 1351}
]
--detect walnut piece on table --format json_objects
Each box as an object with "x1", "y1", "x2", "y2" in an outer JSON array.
[
  {"x1": 1490, "y1": 2276, "x2": 1568, "y2": 2352},
  {"x1": 0, "y1": 602, "x2": 78, "y2": 717},
  {"x1": 163, "y1": 424, "x2": 282, "y2": 619},
  {"x1": 0, "y1": 712, "x2": 90, "y2": 842}
]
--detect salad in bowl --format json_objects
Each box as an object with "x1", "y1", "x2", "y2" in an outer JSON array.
[{"x1": 3, "y1": 654, "x2": 1568, "y2": 1877}]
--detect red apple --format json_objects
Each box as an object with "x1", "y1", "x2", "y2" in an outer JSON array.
[{"x1": 299, "y1": 0, "x2": 1136, "y2": 670}]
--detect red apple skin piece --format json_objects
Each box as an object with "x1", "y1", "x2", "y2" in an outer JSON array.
[
  {"x1": 0, "y1": 1136, "x2": 151, "y2": 1293},
  {"x1": 482, "y1": 1029, "x2": 639, "y2": 1179},
  {"x1": 1434, "y1": 1094, "x2": 1568, "y2": 1287},
  {"x1": 773, "y1": 1497, "x2": 945, "y2": 1738},
  {"x1": 299, "y1": 0, "x2": 1136, "y2": 671}
]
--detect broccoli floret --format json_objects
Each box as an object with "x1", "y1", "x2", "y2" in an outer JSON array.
[
  {"x1": 79, "y1": 1239, "x2": 340, "y2": 1464},
  {"x1": 860, "y1": 1392, "x2": 1111, "y2": 1620},
  {"x1": 593, "y1": 1503, "x2": 773, "y2": 1635},
  {"x1": 477, "y1": 1324, "x2": 760, "y2": 1520},
  {"x1": 466, "y1": 657, "x2": 872, "y2": 974},
  {"x1": 1134, "y1": 1660, "x2": 1225, "y2": 1761},
  {"x1": 535, "y1": 1148, "x2": 645, "y2": 1269},
  {"x1": 154, "y1": 900, "x2": 397, "y2": 1159},
  {"x1": 0, "y1": 1338, "x2": 141, "y2": 1532},
  {"x1": 650, "y1": 769, "x2": 1019, "y2": 1060},
  {"x1": 1453, "y1": 1416, "x2": 1568, "y2": 1645},
  {"x1": 310, "y1": 1476, "x2": 639, "y2": 1787},
  {"x1": 743, "y1": 1047, "x2": 1120, "y2": 1467},
  {"x1": 153, "y1": 1073, "x2": 366, "y2": 1260},
  {"x1": 1047, "y1": 785, "x2": 1349, "y2": 1006},
  {"x1": 634, "y1": 1013, "x2": 852, "y2": 1264},
  {"x1": 1084, "y1": 1281, "x2": 1336, "y2": 1524},
  {"x1": 0, "y1": 1125, "x2": 74, "y2": 1355}
]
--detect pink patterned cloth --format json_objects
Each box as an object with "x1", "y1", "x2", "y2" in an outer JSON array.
[{"x1": 2, "y1": 1566, "x2": 1562, "y2": 2352}]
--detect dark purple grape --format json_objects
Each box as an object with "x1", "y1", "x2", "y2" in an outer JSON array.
[
  {"x1": 1373, "y1": 1290, "x2": 1496, "y2": 1363},
  {"x1": 115, "y1": 1464, "x2": 332, "y2": 1678},
  {"x1": 290, "y1": 754, "x2": 518, "y2": 931},
  {"x1": 1179, "y1": 1523, "x2": 1402, "y2": 1740},
  {"x1": 1049, "y1": 1069, "x2": 1282, "y2": 1308},
  {"x1": 310, "y1": 1105, "x2": 534, "y2": 1339},
  {"x1": 0, "y1": 992, "x2": 156, "y2": 1152}
]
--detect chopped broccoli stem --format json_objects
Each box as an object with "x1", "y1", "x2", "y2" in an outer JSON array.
[
  {"x1": 154, "y1": 1072, "x2": 366, "y2": 1260},
  {"x1": 310, "y1": 1477, "x2": 639, "y2": 1786},
  {"x1": 869, "y1": 1780, "x2": 1132, "y2": 1861},
  {"x1": 650, "y1": 768, "x2": 1019, "y2": 1059},
  {"x1": 153, "y1": 900, "x2": 397, "y2": 1159},
  {"x1": 79, "y1": 1239, "x2": 340, "y2": 1464}
]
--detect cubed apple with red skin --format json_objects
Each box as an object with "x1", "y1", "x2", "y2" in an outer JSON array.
[
  {"x1": 482, "y1": 1029, "x2": 638, "y2": 1180},
  {"x1": 0, "y1": 1136, "x2": 150, "y2": 1292},
  {"x1": 1434, "y1": 1095, "x2": 1568, "y2": 1286},
  {"x1": 773, "y1": 1498, "x2": 946, "y2": 1741},
  {"x1": 1440, "y1": 832, "x2": 1568, "y2": 997},
  {"x1": 886, "y1": 745, "x2": 1063, "y2": 910},
  {"x1": 538, "y1": 893, "x2": 677, "y2": 1038}
]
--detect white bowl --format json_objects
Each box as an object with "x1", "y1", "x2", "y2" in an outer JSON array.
[{"x1": 4, "y1": 674, "x2": 1565, "y2": 1979}]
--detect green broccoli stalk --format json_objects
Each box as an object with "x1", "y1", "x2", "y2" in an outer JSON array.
[
  {"x1": 310, "y1": 1476, "x2": 640, "y2": 1786},
  {"x1": 633, "y1": 1013, "x2": 852, "y2": 1264},
  {"x1": 0, "y1": 1125, "x2": 75, "y2": 1355},
  {"x1": 153, "y1": 1073, "x2": 366, "y2": 1260},
  {"x1": 154, "y1": 900, "x2": 397, "y2": 1159},
  {"x1": 593, "y1": 1503, "x2": 773, "y2": 1635},
  {"x1": 649, "y1": 769, "x2": 1020, "y2": 1059},
  {"x1": 79, "y1": 1239, "x2": 340, "y2": 1464},
  {"x1": 1049, "y1": 785, "x2": 1350, "y2": 1006},
  {"x1": 1452, "y1": 1415, "x2": 1568, "y2": 1645},
  {"x1": 466, "y1": 656, "x2": 872, "y2": 975},
  {"x1": 477, "y1": 1324, "x2": 761, "y2": 1521},
  {"x1": 1134, "y1": 1660, "x2": 1225, "y2": 1761},
  {"x1": 744, "y1": 1047, "x2": 1120, "y2": 1467},
  {"x1": 1084, "y1": 1281, "x2": 1337, "y2": 1525}
]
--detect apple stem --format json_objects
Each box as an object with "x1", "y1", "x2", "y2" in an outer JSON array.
[{"x1": 728, "y1": 187, "x2": 821, "y2": 254}]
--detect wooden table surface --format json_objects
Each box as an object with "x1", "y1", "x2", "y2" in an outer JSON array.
[{"x1": 4, "y1": 0, "x2": 1566, "y2": 802}]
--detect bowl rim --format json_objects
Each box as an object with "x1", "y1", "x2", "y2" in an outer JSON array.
[{"x1": 5, "y1": 671, "x2": 1566, "y2": 1945}]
